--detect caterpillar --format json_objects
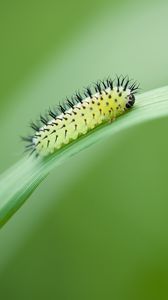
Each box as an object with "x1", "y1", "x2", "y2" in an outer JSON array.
[{"x1": 22, "y1": 75, "x2": 139, "y2": 157}]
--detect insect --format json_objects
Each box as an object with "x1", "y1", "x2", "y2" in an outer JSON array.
[{"x1": 22, "y1": 75, "x2": 139, "y2": 157}]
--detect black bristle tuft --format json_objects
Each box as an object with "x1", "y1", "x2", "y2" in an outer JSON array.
[
  {"x1": 123, "y1": 78, "x2": 129, "y2": 91},
  {"x1": 59, "y1": 105, "x2": 65, "y2": 114},
  {"x1": 59, "y1": 102, "x2": 67, "y2": 114},
  {"x1": 117, "y1": 76, "x2": 120, "y2": 88},
  {"x1": 25, "y1": 143, "x2": 35, "y2": 148},
  {"x1": 40, "y1": 115, "x2": 48, "y2": 125},
  {"x1": 116, "y1": 75, "x2": 122, "y2": 92},
  {"x1": 120, "y1": 76, "x2": 126, "y2": 86},
  {"x1": 129, "y1": 81, "x2": 140, "y2": 93},
  {"x1": 106, "y1": 78, "x2": 112, "y2": 90},
  {"x1": 66, "y1": 98, "x2": 74, "y2": 108},
  {"x1": 101, "y1": 80, "x2": 107, "y2": 89},
  {"x1": 28, "y1": 148, "x2": 36, "y2": 156},
  {"x1": 95, "y1": 81, "x2": 102, "y2": 94},
  {"x1": 75, "y1": 91, "x2": 83, "y2": 102},
  {"x1": 30, "y1": 121, "x2": 40, "y2": 132},
  {"x1": 71, "y1": 96, "x2": 78, "y2": 105},
  {"x1": 84, "y1": 87, "x2": 92, "y2": 98},
  {"x1": 49, "y1": 108, "x2": 57, "y2": 119},
  {"x1": 21, "y1": 135, "x2": 33, "y2": 142}
]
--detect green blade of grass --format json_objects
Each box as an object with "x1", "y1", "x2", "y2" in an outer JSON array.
[{"x1": 0, "y1": 85, "x2": 168, "y2": 228}]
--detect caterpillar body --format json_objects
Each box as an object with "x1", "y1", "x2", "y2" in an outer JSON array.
[{"x1": 23, "y1": 76, "x2": 139, "y2": 157}]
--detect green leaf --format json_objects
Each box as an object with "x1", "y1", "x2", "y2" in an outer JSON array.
[{"x1": 0, "y1": 85, "x2": 168, "y2": 228}]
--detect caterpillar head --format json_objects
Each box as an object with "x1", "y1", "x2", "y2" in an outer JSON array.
[{"x1": 125, "y1": 93, "x2": 135, "y2": 109}]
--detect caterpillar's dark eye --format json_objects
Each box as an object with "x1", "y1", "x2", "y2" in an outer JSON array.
[{"x1": 126, "y1": 94, "x2": 135, "y2": 109}]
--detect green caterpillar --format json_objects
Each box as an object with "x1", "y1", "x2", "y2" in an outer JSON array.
[{"x1": 23, "y1": 75, "x2": 139, "y2": 157}]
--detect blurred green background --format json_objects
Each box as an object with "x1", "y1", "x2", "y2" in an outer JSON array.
[{"x1": 0, "y1": 0, "x2": 168, "y2": 299}]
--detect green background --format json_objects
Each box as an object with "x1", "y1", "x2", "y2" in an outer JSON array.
[{"x1": 0, "y1": 0, "x2": 168, "y2": 299}]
